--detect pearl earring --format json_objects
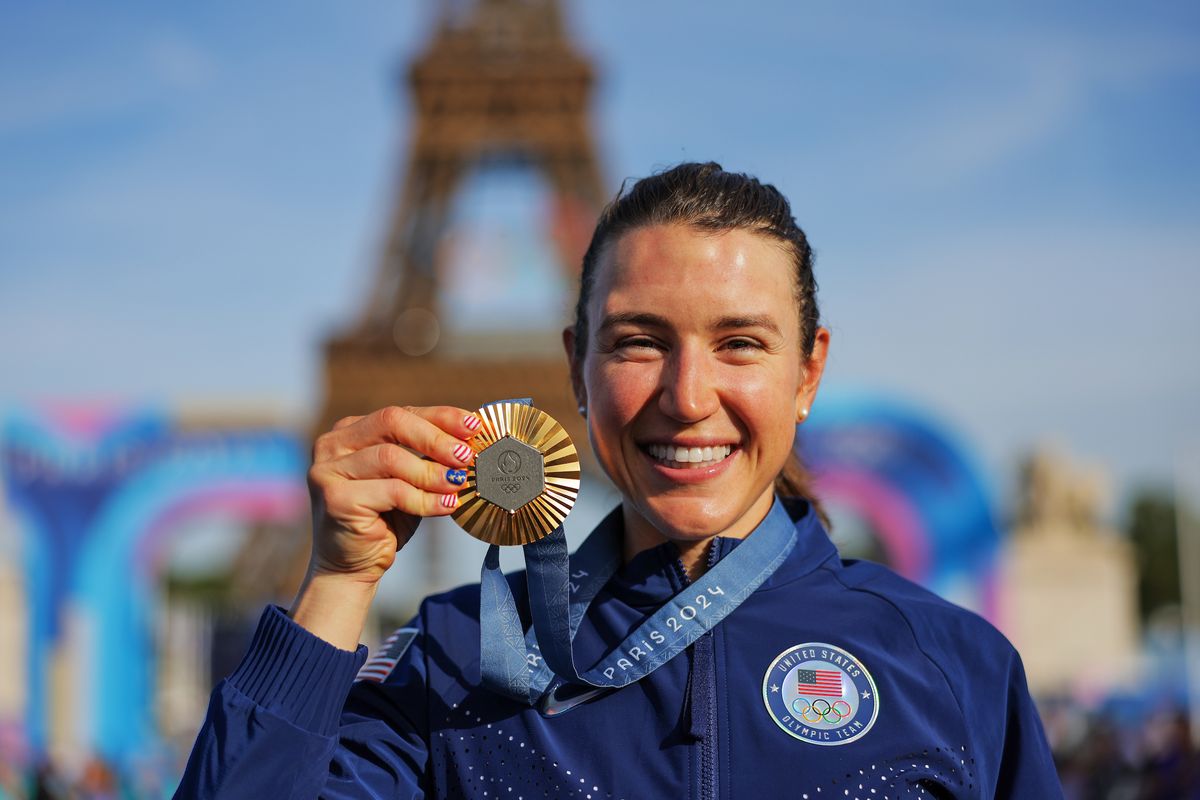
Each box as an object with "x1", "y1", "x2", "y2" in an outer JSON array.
[
  {"x1": 578, "y1": 405, "x2": 587, "y2": 417},
  {"x1": 797, "y1": 406, "x2": 810, "y2": 422}
]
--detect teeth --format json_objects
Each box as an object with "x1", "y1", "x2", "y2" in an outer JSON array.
[{"x1": 647, "y1": 443, "x2": 732, "y2": 467}]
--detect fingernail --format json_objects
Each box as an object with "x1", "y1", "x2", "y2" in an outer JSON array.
[
  {"x1": 453, "y1": 444, "x2": 472, "y2": 463},
  {"x1": 464, "y1": 414, "x2": 481, "y2": 431},
  {"x1": 446, "y1": 469, "x2": 467, "y2": 486},
  {"x1": 441, "y1": 493, "x2": 458, "y2": 508}
]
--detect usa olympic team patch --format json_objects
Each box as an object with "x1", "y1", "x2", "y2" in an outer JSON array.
[{"x1": 762, "y1": 642, "x2": 879, "y2": 745}]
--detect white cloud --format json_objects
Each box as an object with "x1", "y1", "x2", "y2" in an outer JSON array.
[
  {"x1": 806, "y1": 22, "x2": 1200, "y2": 192},
  {"x1": 0, "y1": 29, "x2": 217, "y2": 137},
  {"x1": 145, "y1": 31, "x2": 218, "y2": 92}
]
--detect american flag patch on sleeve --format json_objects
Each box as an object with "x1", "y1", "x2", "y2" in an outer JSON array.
[{"x1": 356, "y1": 627, "x2": 418, "y2": 683}]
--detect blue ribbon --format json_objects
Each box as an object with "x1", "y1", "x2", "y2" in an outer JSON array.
[{"x1": 477, "y1": 399, "x2": 800, "y2": 706}]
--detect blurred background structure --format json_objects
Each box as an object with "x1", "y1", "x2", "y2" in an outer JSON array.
[{"x1": 1, "y1": 1, "x2": 1198, "y2": 797}]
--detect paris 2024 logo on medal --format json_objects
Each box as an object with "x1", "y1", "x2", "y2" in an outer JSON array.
[{"x1": 762, "y1": 642, "x2": 879, "y2": 746}]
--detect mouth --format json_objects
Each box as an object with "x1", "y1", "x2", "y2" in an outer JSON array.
[{"x1": 642, "y1": 442, "x2": 736, "y2": 470}]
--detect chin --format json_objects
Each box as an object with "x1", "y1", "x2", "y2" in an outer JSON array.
[{"x1": 638, "y1": 494, "x2": 740, "y2": 541}]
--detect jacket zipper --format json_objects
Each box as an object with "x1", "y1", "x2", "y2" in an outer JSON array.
[
  {"x1": 678, "y1": 543, "x2": 722, "y2": 800},
  {"x1": 694, "y1": 632, "x2": 718, "y2": 800}
]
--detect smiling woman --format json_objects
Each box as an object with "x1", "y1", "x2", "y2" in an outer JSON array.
[
  {"x1": 175, "y1": 163, "x2": 1064, "y2": 800},
  {"x1": 564, "y1": 177, "x2": 830, "y2": 576}
]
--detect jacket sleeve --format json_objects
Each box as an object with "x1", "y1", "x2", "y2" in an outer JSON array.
[
  {"x1": 173, "y1": 605, "x2": 430, "y2": 800},
  {"x1": 989, "y1": 649, "x2": 1063, "y2": 799}
]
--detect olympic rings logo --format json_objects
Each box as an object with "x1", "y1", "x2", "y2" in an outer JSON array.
[{"x1": 790, "y1": 698, "x2": 852, "y2": 724}]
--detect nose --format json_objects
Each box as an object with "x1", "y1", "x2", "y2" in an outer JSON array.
[{"x1": 658, "y1": 344, "x2": 720, "y2": 423}]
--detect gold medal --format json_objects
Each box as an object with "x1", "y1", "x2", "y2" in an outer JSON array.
[{"x1": 452, "y1": 402, "x2": 581, "y2": 546}]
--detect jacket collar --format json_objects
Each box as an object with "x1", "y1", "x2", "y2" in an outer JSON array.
[{"x1": 604, "y1": 495, "x2": 840, "y2": 608}]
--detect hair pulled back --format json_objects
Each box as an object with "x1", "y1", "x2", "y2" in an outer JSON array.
[{"x1": 571, "y1": 161, "x2": 827, "y2": 518}]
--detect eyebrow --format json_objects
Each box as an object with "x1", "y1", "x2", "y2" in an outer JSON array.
[
  {"x1": 714, "y1": 314, "x2": 783, "y2": 336},
  {"x1": 597, "y1": 312, "x2": 782, "y2": 337}
]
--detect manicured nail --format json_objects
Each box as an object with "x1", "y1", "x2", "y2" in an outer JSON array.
[
  {"x1": 453, "y1": 444, "x2": 472, "y2": 463},
  {"x1": 446, "y1": 469, "x2": 467, "y2": 486},
  {"x1": 441, "y1": 493, "x2": 458, "y2": 508},
  {"x1": 464, "y1": 414, "x2": 481, "y2": 431}
]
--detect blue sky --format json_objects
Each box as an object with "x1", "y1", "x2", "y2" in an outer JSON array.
[{"x1": 2, "y1": 0, "x2": 1198, "y2": 517}]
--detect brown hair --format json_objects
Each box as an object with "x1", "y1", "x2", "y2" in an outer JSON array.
[{"x1": 572, "y1": 162, "x2": 827, "y2": 523}]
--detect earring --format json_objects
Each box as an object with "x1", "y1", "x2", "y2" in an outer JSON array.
[
  {"x1": 578, "y1": 405, "x2": 587, "y2": 417},
  {"x1": 797, "y1": 406, "x2": 810, "y2": 422}
]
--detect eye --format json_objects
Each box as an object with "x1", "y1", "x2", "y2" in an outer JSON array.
[
  {"x1": 719, "y1": 337, "x2": 771, "y2": 362},
  {"x1": 617, "y1": 336, "x2": 661, "y2": 351},
  {"x1": 722, "y1": 337, "x2": 764, "y2": 352}
]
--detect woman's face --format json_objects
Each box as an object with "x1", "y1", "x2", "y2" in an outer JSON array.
[{"x1": 566, "y1": 223, "x2": 829, "y2": 546}]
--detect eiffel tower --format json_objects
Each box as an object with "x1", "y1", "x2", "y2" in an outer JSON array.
[{"x1": 315, "y1": 0, "x2": 605, "y2": 493}]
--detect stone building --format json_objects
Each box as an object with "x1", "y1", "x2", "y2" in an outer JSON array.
[{"x1": 997, "y1": 448, "x2": 1140, "y2": 696}]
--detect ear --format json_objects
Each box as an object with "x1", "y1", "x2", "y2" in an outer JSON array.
[
  {"x1": 562, "y1": 326, "x2": 586, "y2": 410},
  {"x1": 796, "y1": 326, "x2": 831, "y2": 421}
]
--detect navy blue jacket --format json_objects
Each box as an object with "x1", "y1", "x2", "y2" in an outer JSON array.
[{"x1": 176, "y1": 499, "x2": 1062, "y2": 799}]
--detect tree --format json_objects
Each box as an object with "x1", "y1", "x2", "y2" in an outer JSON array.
[{"x1": 1126, "y1": 488, "x2": 1181, "y2": 623}]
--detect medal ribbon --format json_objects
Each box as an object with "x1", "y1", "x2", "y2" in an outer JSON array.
[{"x1": 478, "y1": 398, "x2": 800, "y2": 705}]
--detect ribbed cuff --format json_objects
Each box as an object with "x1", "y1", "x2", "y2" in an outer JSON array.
[{"x1": 227, "y1": 605, "x2": 369, "y2": 736}]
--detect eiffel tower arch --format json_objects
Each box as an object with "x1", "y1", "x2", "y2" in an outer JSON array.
[
  {"x1": 358, "y1": 0, "x2": 606, "y2": 338},
  {"x1": 316, "y1": 0, "x2": 606, "y2": 501}
]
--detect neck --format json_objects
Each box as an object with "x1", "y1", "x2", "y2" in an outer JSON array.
[
  {"x1": 619, "y1": 491, "x2": 777, "y2": 582},
  {"x1": 674, "y1": 538, "x2": 714, "y2": 582},
  {"x1": 621, "y1": 523, "x2": 714, "y2": 582}
]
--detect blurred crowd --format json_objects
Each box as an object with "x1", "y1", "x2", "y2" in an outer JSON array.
[
  {"x1": 0, "y1": 700, "x2": 1197, "y2": 798},
  {"x1": 0, "y1": 753, "x2": 180, "y2": 800},
  {"x1": 1046, "y1": 701, "x2": 1199, "y2": 798}
]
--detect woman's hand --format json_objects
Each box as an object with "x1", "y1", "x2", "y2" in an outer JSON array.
[
  {"x1": 290, "y1": 405, "x2": 481, "y2": 649},
  {"x1": 306, "y1": 404, "x2": 480, "y2": 583}
]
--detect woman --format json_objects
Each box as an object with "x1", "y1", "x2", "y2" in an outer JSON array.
[{"x1": 176, "y1": 163, "x2": 1062, "y2": 799}]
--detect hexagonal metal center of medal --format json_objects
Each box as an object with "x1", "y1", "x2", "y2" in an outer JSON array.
[{"x1": 474, "y1": 435, "x2": 545, "y2": 513}]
